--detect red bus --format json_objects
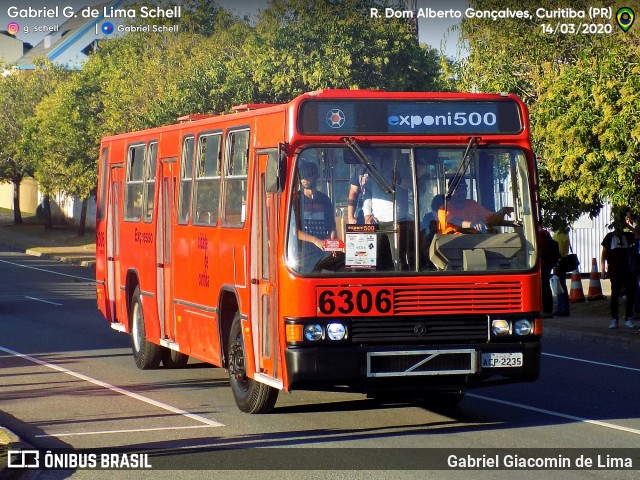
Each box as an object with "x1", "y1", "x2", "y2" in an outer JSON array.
[{"x1": 95, "y1": 90, "x2": 542, "y2": 413}]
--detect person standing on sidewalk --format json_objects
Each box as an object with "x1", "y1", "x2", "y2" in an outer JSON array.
[
  {"x1": 538, "y1": 224, "x2": 560, "y2": 318},
  {"x1": 552, "y1": 222, "x2": 571, "y2": 317},
  {"x1": 622, "y1": 211, "x2": 640, "y2": 318},
  {"x1": 600, "y1": 207, "x2": 637, "y2": 329}
]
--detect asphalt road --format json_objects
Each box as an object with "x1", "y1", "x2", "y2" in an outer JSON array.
[{"x1": 1, "y1": 249, "x2": 640, "y2": 479}]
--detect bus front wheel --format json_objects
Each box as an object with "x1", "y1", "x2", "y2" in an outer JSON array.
[
  {"x1": 227, "y1": 314, "x2": 278, "y2": 414},
  {"x1": 130, "y1": 286, "x2": 162, "y2": 370}
]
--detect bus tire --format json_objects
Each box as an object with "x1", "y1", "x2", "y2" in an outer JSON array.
[
  {"x1": 227, "y1": 314, "x2": 278, "y2": 414},
  {"x1": 162, "y1": 348, "x2": 189, "y2": 369},
  {"x1": 130, "y1": 286, "x2": 162, "y2": 370}
]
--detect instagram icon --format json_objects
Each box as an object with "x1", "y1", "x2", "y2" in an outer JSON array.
[{"x1": 6, "y1": 22, "x2": 20, "y2": 35}]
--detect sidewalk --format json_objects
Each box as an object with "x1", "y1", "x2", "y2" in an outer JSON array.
[
  {"x1": 1, "y1": 214, "x2": 640, "y2": 478},
  {"x1": 0, "y1": 212, "x2": 95, "y2": 267}
]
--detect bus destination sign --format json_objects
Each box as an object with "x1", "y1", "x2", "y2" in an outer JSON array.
[{"x1": 298, "y1": 99, "x2": 523, "y2": 135}]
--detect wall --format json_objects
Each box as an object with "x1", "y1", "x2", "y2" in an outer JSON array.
[
  {"x1": 0, "y1": 177, "x2": 39, "y2": 213},
  {"x1": 565, "y1": 202, "x2": 612, "y2": 274}
]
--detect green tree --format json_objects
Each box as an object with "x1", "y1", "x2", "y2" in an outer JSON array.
[
  {"x1": 27, "y1": 70, "x2": 101, "y2": 234},
  {"x1": 248, "y1": 0, "x2": 442, "y2": 102},
  {"x1": 454, "y1": 0, "x2": 639, "y2": 222},
  {"x1": 0, "y1": 62, "x2": 68, "y2": 224}
]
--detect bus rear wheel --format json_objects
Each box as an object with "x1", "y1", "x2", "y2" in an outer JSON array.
[
  {"x1": 162, "y1": 348, "x2": 189, "y2": 368},
  {"x1": 130, "y1": 286, "x2": 162, "y2": 370},
  {"x1": 227, "y1": 314, "x2": 278, "y2": 414}
]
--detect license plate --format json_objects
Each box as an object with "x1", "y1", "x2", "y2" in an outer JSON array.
[{"x1": 482, "y1": 352, "x2": 523, "y2": 368}]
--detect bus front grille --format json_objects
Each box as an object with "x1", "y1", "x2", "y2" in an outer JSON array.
[
  {"x1": 350, "y1": 316, "x2": 488, "y2": 344},
  {"x1": 367, "y1": 349, "x2": 477, "y2": 377},
  {"x1": 392, "y1": 281, "x2": 523, "y2": 315}
]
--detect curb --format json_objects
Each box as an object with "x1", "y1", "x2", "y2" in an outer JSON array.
[
  {"x1": 23, "y1": 248, "x2": 95, "y2": 268},
  {"x1": 544, "y1": 325, "x2": 640, "y2": 350}
]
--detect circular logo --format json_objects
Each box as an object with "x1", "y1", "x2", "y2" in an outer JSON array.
[
  {"x1": 101, "y1": 22, "x2": 115, "y2": 35},
  {"x1": 413, "y1": 324, "x2": 429, "y2": 337},
  {"x1": 326, "y1": 109, "x2": 346, "y2": 129},
  {"x1": 6, "y1": 22, "x2": 20, "y2": 36}
]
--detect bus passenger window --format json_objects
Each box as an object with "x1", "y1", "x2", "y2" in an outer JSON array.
[
  {"x1": 194, "y1": 133, "x2": 222, "y2": 226},
  {"x1": 124, "y1": 144, "x2": 145, "y2": 221},
  {"x1": 143, "y1": 141, "x2": 157, "y2": 222},
  {"x1": 178, "y1": 136, "x2": 195, "y2": 225},
  {"x1": 223, "y1": 129, "x2": 249, "y2": 227}
]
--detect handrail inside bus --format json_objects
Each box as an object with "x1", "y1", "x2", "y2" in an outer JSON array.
[
  {"x1": 445, "y1": 136, "x2": 480, "y2": 199},
  {"x1": 342, "y1": 137, "x2": 395, "y2": 195}
]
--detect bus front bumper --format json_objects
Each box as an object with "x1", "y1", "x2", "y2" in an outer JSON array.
[{"x1": 284, "y1": 341, "x2": 541, "y2": 393}]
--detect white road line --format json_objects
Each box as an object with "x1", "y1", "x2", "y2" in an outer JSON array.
[
  {"x1": 24, "y1": 296, "x2": 63, "y2": 306},
  {"x1": 35, "y1": 425, "x2": 214, "y2": 438},
  {"x1": 0, "y1": 258, "x2": 94, "y2": 282},
  {"x1": 543, "y1": 352, "x2": 640, "y2": 373},
  {"x1": 468, "y1": 393, "x2": 640, "y2": 436},
  {"x1": 0, "y1": 345, "x2": 224, "y2": 429}
]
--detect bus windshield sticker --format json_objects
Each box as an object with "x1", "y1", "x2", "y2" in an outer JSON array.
[{"x1": 345, "y1": 231, "x2": 377, "y2": 268}]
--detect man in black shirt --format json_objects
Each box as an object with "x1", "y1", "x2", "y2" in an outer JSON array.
[{"x1": 600, "y1": 209, "x2": 638, "y2": 329}]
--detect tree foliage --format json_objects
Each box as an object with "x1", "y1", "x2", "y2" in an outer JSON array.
[
  {"x1": 249, "y1": 0, "x2": 442, "y2": 101},
  {"x1": 17, "y1": 0, "x2": 444, "y2": 231},
  {"x1": 454, "y1": 0, "x2": 639, "y2": 222},
  {"x1": 0, "y1": 61, "x2": 69, "y2": 223}
]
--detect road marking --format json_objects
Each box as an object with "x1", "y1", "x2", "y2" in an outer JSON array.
[
  {"x1": 0, "y1": 258, "x2": 94, "y2": 282},
  {"x1": 24, "y1": 296, "x2": 63, "y2": 306},
  {"x1": 35, "y1": 425, "x2": 214, "y2": 438},
  {"x1": 543, "y1": 352, "x2": 640, "y2": 373},
  {"x1": 468, "y1": 393, "x2": 640, "y2": 436},
  {"x1": 0, "y1": 345, "x2": 224, "y2": 429}
]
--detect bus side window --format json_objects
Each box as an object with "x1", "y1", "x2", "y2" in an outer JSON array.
[
  {"x1": 194, "y1": 132, "x2": 222, "y2": 226},
  {"x1": 178, "y1": 136, "x2": 195, "y2": 225},
  {"x1": 97, "y1": 147, "x2": 109, "y2": 221},
  {"x1": 124, "y1": 143, "x2": 145, "y2": 222},
  {"x1": 223, "y1": 129, "x2": 249, "y2": 227},
  {"x1": 143, "y1": 141, "x2": 157, "y2": 223}
]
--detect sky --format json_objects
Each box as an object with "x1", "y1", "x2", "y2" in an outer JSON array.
[{"x1": 0, "y1": 0, "x2": 467, "y2": 57}]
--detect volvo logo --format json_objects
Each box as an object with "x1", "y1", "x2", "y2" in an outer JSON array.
[{"x1": 413, "y1": 323, "x2": 429, "y2": 336}]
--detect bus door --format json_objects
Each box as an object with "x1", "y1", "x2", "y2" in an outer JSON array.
[
  {"x1": 107, "y1": 165, "x2": 123, "y2": 326},
  {"x1": 250, "y1": 151, "x2": 281, "y2": 385},
  {"x1": 157, "y1": 158, "x2": 178, "y2": 347}
]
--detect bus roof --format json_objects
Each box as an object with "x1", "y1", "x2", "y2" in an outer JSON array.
[{"x1": 100, "y1": 90, "x2": 527, "y2": 143}]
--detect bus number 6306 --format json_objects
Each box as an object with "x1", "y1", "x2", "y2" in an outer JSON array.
[{"x1": 317, "y1": 287, "x2": 393, "y2": 316}]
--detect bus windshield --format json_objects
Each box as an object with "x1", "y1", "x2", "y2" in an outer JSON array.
[{"x1": 286, "y1": 145, "x2": 536, "y2": 275}]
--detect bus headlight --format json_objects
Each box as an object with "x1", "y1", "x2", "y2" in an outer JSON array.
[
  {"x1": 491, "y1": 319, "x2": 510, "y2": 336},
  {"x1": 303, "y1": 324, "x2": 324, "y2": 342},
  {"x1": 326, "y1": 323, "x2": 347, "y2": 341},
  {"x1": 514, "y1": 319, "x2": 533, "y2": 336}
]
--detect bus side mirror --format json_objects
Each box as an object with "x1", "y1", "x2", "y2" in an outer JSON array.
[{"x1": 266, "y1": 144, "x2": 287, "y2": 193}]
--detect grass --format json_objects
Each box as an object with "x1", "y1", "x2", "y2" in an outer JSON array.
[{"x1": 0, "y1": 208, "x2": 95, "y2": 259}]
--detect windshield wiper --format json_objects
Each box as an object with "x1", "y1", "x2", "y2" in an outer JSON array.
[
  {"x1": 343, "y1": 137, "x2": 395, "y2": 194},
  {"x1": 446, "y1": 136, "x2": 480, "y2": 198}
]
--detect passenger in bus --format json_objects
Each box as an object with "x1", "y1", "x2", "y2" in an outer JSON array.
[
  {"x1": 421, "y1": 194, "x2": 445, "y2": 234},
  {"x1": 295, "y1": 161, "x2": 337, "y2": 271},
  {"x1": 437, "y1": 182, "x2": 514, "y2": 234},
  {"x1": 361, "y1": 160, "x2": 408, "y2": 225},
  {"x1": 346, "y1": 165, "x2": 369, "y2": 225}
]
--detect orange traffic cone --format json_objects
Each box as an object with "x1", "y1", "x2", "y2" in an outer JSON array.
[
  {"x1": 569, "y1": 270, "x2": 586, "y2": 303},
  {"x1": 586, "y1": 258, "x2": 604, "y2": 301}
]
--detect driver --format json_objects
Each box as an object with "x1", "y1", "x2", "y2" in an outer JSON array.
[{"x1": 438, "y1": 182, "x2": 513, "y2": 234}]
